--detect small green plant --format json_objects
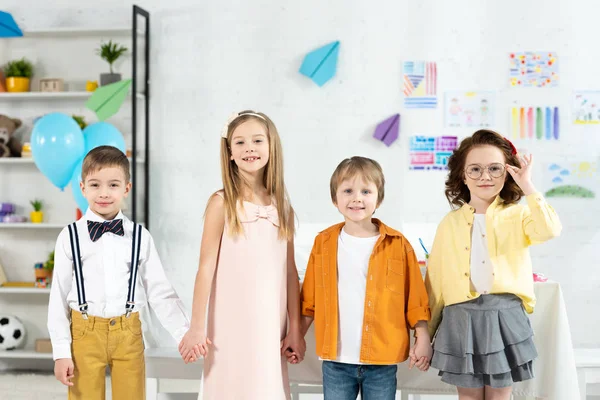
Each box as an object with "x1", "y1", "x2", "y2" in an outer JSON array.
[
  {"x1": 3, "y1": 58, "x2": 34, "y2": 78},
  {"x1": 44, "y1": 251, "x2": 54, "y2": 273},
  {"x1": 72, "y1": 115, "x2": 87, "y2": 130},
  {"x1": 97, "y1": 40, "x2": 128, "y2": 74},
  {"x1": 30, "y1": 199, "x2": 43, "y2": 212}
]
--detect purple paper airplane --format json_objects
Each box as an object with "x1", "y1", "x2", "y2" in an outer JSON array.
[{"x1": 373, "y1": 114, "x2": 400, "y2": 146}]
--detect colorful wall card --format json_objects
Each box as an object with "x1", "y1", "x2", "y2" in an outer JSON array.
[
  {"x1": 299, "y1": 41, "x2": 340, "y2": 87},
  {"x1": 572, "y1": 91, "x2": 600, "y2": 125},
  {"x1": 544, "y1": 160, "x2": 597, "y2": 198},
  {"x1": 403, "y1": 61, "x2": 437, "y2": 108},
  {"x1": 510, "y1": 106, "x2": 559, "y2": 140},
  {"x1": 373, "y1": 114, "x2": 400, "y2": 147},
  {"x1": 509, "y1": 52, "x2": 558, "y2": 88},
  {"x1": 409, "y1": 135, "x2": 458, "y2": 170},
  {"x1": 445, "y1": 91, "x2": 495, "y2": 128}
]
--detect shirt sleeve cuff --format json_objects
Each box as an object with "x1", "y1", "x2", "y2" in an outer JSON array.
[
  {"x1": 171, "y1": 325, "x2": 190, "y2": 344},
  {"x1": 407, "y1": 306, "x2": 431, "y2": 328},
  {"x1": 301, "y1": 302, "x2": 315, "y2": 318},
  {"x1": 52, "y1": 343, "x2": 72, "y2": 361},
  {"x1": 525, "y1": 192, "x2": 545, "y2": 205}
]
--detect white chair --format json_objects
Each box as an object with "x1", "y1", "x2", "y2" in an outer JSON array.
[{"x1": 575, "y1": 348, "x2": 600, "y2": 400}]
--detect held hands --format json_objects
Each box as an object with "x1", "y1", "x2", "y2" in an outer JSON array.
[
  {"x1": 54, "y1": 358, "x2": 75, "y2": 386},
  {"x1": 506, "y1": 153, "x2": 536, "y2": 196},
  {"x1": 408, "y1": 337, "x2": 433, "y2": 372},
  {"x1": 178, "y1": 328, "x2": 212, "y2": 364},
  {"x1": 281, "y1": 328, "x2": 306, "y2": 364}
]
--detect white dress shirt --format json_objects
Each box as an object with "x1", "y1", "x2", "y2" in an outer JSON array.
[{"x1": 47, "y1": 209, "x2": 190, "y2": 360}]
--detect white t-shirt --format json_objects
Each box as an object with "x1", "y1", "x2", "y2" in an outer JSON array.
[
  {"x1": 335, "y1": 228, "x2": 379, "y2": 364},
  {"x1": 470, "y1": 214, "x2": 494, "y2": 294}
]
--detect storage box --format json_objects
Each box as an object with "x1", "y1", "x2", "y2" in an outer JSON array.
[{"x1": 35, "y1": 338, "x2": 52, "y2": 353}]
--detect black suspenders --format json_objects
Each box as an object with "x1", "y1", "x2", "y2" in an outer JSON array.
[{"x1": 68, "y1": 222, "x2": 142, "y2": 319}]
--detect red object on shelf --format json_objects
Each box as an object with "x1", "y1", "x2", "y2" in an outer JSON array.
[{"x1": 76, "y1": 208, "x2": 82, "y2": 220}]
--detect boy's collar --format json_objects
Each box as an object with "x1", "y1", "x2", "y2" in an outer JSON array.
[{"x1": 85, "y1": 208, "x2": 125, "y2": 222}]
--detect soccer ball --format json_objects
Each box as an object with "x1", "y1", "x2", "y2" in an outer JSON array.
[{"x1": 0, "y1": 315, "x2": 25, "y2": 350}]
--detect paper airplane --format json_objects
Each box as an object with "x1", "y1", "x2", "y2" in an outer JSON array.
[
  {"x1": 373, "y1": 114, "x2": 400, "y2": 146},
  {"x1": 85, "y1": 79, "x2": 132, "y2": 121},
  {"x1": 299, "y1": 41, "x2": 340, "y2": 87},
  {"x1": 0, "y1": 11, "x2": 23, "y2": 37}
]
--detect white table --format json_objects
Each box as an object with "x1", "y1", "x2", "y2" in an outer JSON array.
[{"x1": 145, "y1": 281, "x2": 580, "y2": 399}]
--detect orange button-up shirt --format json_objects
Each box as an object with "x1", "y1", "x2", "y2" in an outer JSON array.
[{"x1": 300, "y1": 219, "x2": 430, "y2": 364}]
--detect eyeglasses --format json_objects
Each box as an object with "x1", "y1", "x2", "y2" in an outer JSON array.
[{"x1": 465, "y1": 163, "x2": 505, "y2": 179}]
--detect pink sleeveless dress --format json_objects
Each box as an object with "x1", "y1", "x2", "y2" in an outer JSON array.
[{"x1": 201, "y1": 193, "x2": 290, "y2": 400}]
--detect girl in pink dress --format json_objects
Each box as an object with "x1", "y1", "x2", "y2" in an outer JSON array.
[{"x1": 179, "y1": 110, "x2": 306, "y2": 400}]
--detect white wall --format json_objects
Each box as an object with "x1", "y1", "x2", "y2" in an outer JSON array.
[{"x1": 2, "y1": 0, "x2": 599, "y2": 350}]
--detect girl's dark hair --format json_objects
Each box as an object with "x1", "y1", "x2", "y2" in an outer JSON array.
[{"x1": 445, "y1": 129, "x2": 523, "y2": 208}]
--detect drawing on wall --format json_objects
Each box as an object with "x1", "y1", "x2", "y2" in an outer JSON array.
[
  {"x1": 572, "y1": 91, "x2": 600, "y2": 125},
  {"x1": 409, "y1": 135, "x2": 458, "y2": 170},
  {"x1": 403, "y1": 61, "x2": 437, "y2": 108},
  {"x1": 510, "y1": 106, "x2": 559, "y2": 140},
  {"x1": 544, "y1": 160, "x2": 597, "y2": 198},
  {"x1": 445, "y1": 91, "x2": 495, "y2": 127},
  {"x1": 509, "y1": 52, "x2": 558, "y2": 88}
]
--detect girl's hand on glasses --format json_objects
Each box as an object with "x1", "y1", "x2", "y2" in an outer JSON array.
[{"x1": 506, "y1": 154, "x2": 536, "y2": 195}]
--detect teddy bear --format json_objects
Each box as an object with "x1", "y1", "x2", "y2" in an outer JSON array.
[{"x1": 0, "y1": 114, "x2": 22, "y2": 157}]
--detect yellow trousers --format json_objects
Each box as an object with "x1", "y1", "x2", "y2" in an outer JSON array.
[{"x1": 69, "y1": 310, "x2": 145, "y2": 400}]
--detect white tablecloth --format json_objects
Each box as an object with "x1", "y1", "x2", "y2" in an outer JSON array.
[{"x1": 287, "y1": 281, "x2": 580, "y2": 399}]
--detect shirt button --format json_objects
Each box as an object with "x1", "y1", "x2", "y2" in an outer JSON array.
[
  {"x1": 368, "y1": 301, "x2": 372, "y2": 307},
  {"x1": 110, "y1": 320, "x2": 116, "y2": 326},
  {"x1": 482, "y1": 260, "x2": 485, "y2": 264},
  {"x1": 370, "y1": 275, "x2": 373, "y2": 280},
  {"x1": 365, "y1": 325, "x2": 369, "y2": 331},
  {"x1": 467, "y1": 222, "x2": 472, "y2": 226},
  {"x1": 464, "y1": 272, "x2": 469, "y2": 277},
  {"x1": 465, "y1": 246, "x2": 469, "y2": 251}
]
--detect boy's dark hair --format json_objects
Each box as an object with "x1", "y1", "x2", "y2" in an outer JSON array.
[
  {"x1": 445, "y1": 129, "x2": 522, "y2": 208},
  {"x1": 82, "y1": 146, "x2": 130, "y2": 182}
]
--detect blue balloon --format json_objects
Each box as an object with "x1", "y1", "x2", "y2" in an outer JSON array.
[
  {"x1": 31, "y1": 113, "x2": 85, "y2": 190},
  {"x1": 83, "y1": 122, "x2": 126, "y2": 154},
  {"x1": 70, "y1": 159, "x2": 88, "y2": 213}
]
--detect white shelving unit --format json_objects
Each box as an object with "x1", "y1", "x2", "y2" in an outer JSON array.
[
  {"x1": 0, "y1": 287, "x2": 50, "y2": 294},
  {"x1": 0, "y1": 20, "x2": 149, "y2": 371}
]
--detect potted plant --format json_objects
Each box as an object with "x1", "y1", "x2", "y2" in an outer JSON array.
[
  {"x1": 97, "y1": 40, "x2": 127, "y2": 86},
  {"x1": 3, "y1": 58, "x2": 34, "y2": 92},
  {"x1": 30, "y1": 199, "x2": 43, "y2": 223},
  {"x1": 43, "y1": 250, "x2": 54, "y2": 281}
]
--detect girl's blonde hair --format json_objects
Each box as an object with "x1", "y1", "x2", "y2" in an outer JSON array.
[{"x1": 219, "y1": 110, "x2": 294, "y2": 240}]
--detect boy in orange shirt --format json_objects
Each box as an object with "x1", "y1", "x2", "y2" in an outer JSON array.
[{"x1": 299, "y1": 156, "x2": 432, "y2": 399}]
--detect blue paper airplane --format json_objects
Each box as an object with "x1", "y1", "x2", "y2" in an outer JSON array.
[
  {"x1": 299, "y1": 41, "x2": 340, "y2": 87},
  {"x1": 0, "y1": 11, "x2": 23, "y2": 37}
]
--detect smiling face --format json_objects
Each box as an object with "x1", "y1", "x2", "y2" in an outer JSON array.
[
  {"x1": 229, "y1": 119, "x2": 270, "y2": 177},
  {"x1": 464, "y1": 145, "x2": 507, "y2": 205},
  {"x1": 333, "y1": 174, "x2": 379, "y2": 223},
  {"x1": 81, "y1": 166, "x2": 131, "y2": 220}
]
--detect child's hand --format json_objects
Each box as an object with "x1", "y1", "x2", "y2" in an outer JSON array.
[
  {"x1": 280, "y1": 329, "x2": 306, "y2": 363},
  {"x1": 409, "y1": 338, "x2": 433, "y2": 371},
  {"x1": 178, "y1": 329, "x2": 212, "y2": 364},
  {"x1": 506, "y1": 153, "x2": 536, "y2": 195},
  {"x1": 283, "y1": 348, "x2": 299, "y2": 364},
  {"x1": 54, "y1": 358, "x2": 75, "y2": 386}
]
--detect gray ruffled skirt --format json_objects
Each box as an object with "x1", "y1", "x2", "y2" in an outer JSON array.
[{"x1": 431, "y1": 294, "x2": 537, "y2": 388}]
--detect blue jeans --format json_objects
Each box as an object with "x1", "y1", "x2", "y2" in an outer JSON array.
[{"x1": 322, "y1": 361, "x2": 398, "y2": 400}]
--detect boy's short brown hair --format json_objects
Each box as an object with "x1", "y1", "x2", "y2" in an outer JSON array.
[
  {"x1": 82, "y1": 146, "x2": 130, "y2": 182},
  {"x1": 330, "y1": 156, "x2": 385, "y2": 205}
]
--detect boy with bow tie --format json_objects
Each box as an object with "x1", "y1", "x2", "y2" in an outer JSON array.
[{"x1": 48, "y1": 146, "x2": 190, "y2": 400}]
